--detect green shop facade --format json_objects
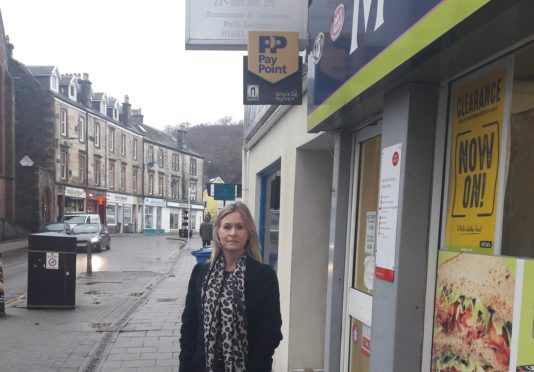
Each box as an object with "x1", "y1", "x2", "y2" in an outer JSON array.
[{"x1": 306, "y1": 0, "x2": 534, "y2": 371}]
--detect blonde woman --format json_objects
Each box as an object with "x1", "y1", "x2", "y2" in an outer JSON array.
[{"x1": 179, "y1": 202, "x2": 282, "y2": 372}]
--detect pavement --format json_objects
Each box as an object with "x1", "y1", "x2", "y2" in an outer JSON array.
[{"x1": 0, "y1": 235, "x2": 203, "y2": 372}]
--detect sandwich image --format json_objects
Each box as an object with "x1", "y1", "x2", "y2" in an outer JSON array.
[{"x1": 432, "y1": 253, "x2": 514, "y2": 372}]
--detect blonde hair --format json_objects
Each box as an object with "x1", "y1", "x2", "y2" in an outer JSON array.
[{"x1": 210, "y1": 202, "x2": 262, "y2": 264}]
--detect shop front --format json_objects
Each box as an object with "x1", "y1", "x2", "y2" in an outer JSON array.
[
  {"x1": 64, "y1": 186, "x2": 86, "y2": 214},
  {"x1": 143, "y1": 197, "x2": 166, "y2": 234},
  {"x1": 304, "y1": 1, "x2": 534, "y2": 371},
  {"x1": 86, "y1": 189, "x2": 106, "y2": 225},
  {"x1": 106, "y1": 192, "x2": 135, "y2": 234},
  {"x1": 165, "y1": 201, "x2": 189, "y2": 233}
]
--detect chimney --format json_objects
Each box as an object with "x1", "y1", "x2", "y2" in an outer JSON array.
[
  {"x1": 6, "y1": 35, "x2": 14, "y2": 59},
  {"x1": 77, "y1": 73, "x2": 93, "y2": 107},
  {"x1": 131, "y1": 108, "x2": 143, "y2": 125},
  {"x1": 122, "y1": 95, "x2": 131, "y2": 126},
  {"x1": 173, "y1": 128, "x2": 187, "y2": 149}
]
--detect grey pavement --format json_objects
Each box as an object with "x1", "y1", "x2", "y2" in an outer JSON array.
[{"x1": 0, "y1": 235, "x2": 203, "y2": 372}]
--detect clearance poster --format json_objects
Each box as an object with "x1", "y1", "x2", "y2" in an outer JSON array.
[
  {"x1": 432, "y1": 252, "x2": 534, "y2": 371},
  {"x1": 444, "y1": 70, "x2": 507, "y2": 254}
]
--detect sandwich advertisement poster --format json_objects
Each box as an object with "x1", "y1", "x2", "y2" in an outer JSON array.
[
  {"x1": 444, "y1": 70, "x2": 507, "y2": 255},
  {"x1": 432, "y1": 251, "x2": 534, "y2": 371}
]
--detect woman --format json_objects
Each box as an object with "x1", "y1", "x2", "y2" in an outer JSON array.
[{"x1": 179, "y1": 202, "x2": 283, "y2": 372}]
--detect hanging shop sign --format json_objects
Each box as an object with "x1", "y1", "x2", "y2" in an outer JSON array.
[
  {"x1": 243, "y1": 31, "x2": 302, "y2": 105},
  {"x1": 65, "y1": 187, "x2": 86, "y2": 199},
  {"x1": 444, "y1": 69, "x2": 507, "y2": 255},
  {"x1": 307, "y1": 0, "x2": 490, "y2": 131},
  {"x1": 185, "y1": 0, "x2": 307, "y2": 50},
  {"x1": 375, "y1": 143, "x2": 402, "y2": 282},
  {"x1": 432, "y1": 251, "x2": 534, "y2": 371}
]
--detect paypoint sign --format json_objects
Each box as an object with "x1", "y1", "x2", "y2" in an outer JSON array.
[{"x1": 243, "y1": 31, "x2": 302, "y2": 105}]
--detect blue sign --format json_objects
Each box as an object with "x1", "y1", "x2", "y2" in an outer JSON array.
[
  {"x1": 214, "y1": 184, "x2": 236, "y2": 201},
  {"x1": 307, "y1": 0, "x2": 489, "y2": 130}
]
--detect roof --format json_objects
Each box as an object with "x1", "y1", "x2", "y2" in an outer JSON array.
[
  {"x1": 27, "y1": 65, "x2": 56, "y2": 76},
  {"x1": 93, "y1": 92, "x2": 105, "y2": 100},
  {"x1": 130, "y1": 122, "x2": 202, "y2": 158}
]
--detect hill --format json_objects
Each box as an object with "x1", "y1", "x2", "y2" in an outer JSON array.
[{"x1": 185, "y1": 122, "x2": 243, "y2": 186}]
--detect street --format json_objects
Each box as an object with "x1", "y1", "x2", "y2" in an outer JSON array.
[{"x1": 0, "y1": 234, "x2": 199, "y2": 371}]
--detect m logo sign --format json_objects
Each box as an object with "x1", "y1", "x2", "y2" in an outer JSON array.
[{"x1": 248, "y1": 31, "x2": 298, "y2": 84}]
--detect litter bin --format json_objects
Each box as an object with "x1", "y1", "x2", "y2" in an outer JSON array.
[
  {"x1": 191, "y1": 247, "x2": 212, "y2": 264},
  {"x1": 27, "y1": 233, "x2": 77, "y2": 309}
]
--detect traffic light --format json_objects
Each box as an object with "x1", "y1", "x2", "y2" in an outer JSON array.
[{"x1": 182, "y1": 210, "x2": 189, "y2": 227}]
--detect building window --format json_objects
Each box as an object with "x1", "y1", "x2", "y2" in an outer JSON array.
[
  {"x1": 190, "y1": 158, "x2": 197, "y2": 175},
  {"x1": 60, "y1": 151, "x2": 68, "y2": 179},
  {"x1": 120, "y1": 165, "x2": 126, "y2": 190},
  {"x1": 148, "y1": 146, "x2": 154, "y2": 163},
  {"x1": 94, "y1": 123, "x2": 100, "y2": 147},
  {"x1": 121, "y1": 133, "x2": 126, "y2": 156},
  {"x1": 172, "y1": 153, "x2": 179, "y2": 171},
  {"x1": 79, "y1": 154, "x2": 86, "y2": 183},
  {"x1": 171, "y1": 177, "x2": 179, "y2": 198},
  {"x1": 69, "y1": 85, "x2": 75, "y2": 98},
  {"x1": 94, "y1": 159, "x2": 101, "y2": 186},
  {"x1": 109, "y1": 163, "x2": 115, "y2": 189},
  {"x1": 78, "y1": 117, "x2": 86, "y2": 142},
  {"x1": 158, "y1": 149, "x2": 164, "y2": 167},
  {"x1": 133, "y1": 168, "x2": 138, "y2": 193},
  {"x1": 159, "y1": 175, "x2": 164, "y2": 196},
  {"x1": 60, "y1": 109, "x2": 68, "y2": 136},
  {"x1": 189, "y1": 180, "x2": 197, "y2": 201},
  {"x1": 148, "y1": 174, "x2": 154, "y2": 195},
  {"x1": 109, "y1": 127, "x2": 115, "y2": 153},
  {"x1": 133, "y1": 138, "x2": 138, "y2": 160}
]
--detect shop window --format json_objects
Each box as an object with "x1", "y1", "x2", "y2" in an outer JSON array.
[
  {"x1": 145, "y1": 206, "x2": 154, "y2": 229},
  {"x1": 170, "y1": 213, "x2": 179, "y2": 229},
  {"x1": 260, "y1": 165, "x2": 280, "y2": 270},
  {"x1": 123, "y1": 205, "x2": 132, "y2": 225},
  {"x1": 442, "y1": 43, "x2": 534, "y2": 259},
  {"x1": 106, "y1": 204, "x2": 116, "y2": 225},
  {"x1": 156, "y1": 207, "x2": 162, "y2": 229}
]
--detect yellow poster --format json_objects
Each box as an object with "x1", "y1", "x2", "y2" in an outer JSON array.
[
  {"x1": 516, "y1": 260, "x2": 534, "y2": 369},
  {"x1": 445, "y1": 70, "x2": 506, "y2": 254}
]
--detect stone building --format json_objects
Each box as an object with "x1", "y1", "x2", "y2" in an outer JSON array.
[{"x1": 0, "y1": 12, "x2": 16, "y2": 237}]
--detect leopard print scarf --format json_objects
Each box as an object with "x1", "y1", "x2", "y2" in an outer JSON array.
[{"x1": 202, "y1": 254, "x2": 248, "y2": 372}]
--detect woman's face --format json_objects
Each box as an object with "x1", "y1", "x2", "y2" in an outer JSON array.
[{"x1": 217, "y1": 211, "x2": 249, "y2": 256}]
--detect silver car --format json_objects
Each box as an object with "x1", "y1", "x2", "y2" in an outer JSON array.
[{"x1": 71, "y1": 223, "x2": 111, "y2": 253}]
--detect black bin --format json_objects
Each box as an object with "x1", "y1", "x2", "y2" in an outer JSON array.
[{"x1": 27, "y1": 233, "x2": 77, "y2": 309}]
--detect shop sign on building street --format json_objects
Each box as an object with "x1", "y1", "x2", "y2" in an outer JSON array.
[{"x1": 243, "y1": 31, "x2": 302, "y2": 105}]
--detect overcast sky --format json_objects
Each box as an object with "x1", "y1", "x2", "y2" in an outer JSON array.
[{"x1": 0, "y1": 0, "x2": 245, "y2": 130}]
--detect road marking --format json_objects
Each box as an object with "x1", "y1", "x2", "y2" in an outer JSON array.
[{"x1": 5, "y1": 294, "x2": 26, "y2": 307}]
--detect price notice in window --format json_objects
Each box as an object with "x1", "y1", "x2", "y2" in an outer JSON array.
[
  {"x1": 445, "y1": 69, "x2": 507, "y2": 254},
  {"x1": 375, "y1": 143, "x2": 402, "y2": 282}
]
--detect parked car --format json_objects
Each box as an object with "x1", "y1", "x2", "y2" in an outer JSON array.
[
  {"x1": 38, "y1": 222, "x2": 72, "y2": 234},
  {"x1": 63, "y1": 213, "x2": 101, "y2": 229},
  {"x1": 71, "y1": 223, "x2": 110, "y2": 252}
]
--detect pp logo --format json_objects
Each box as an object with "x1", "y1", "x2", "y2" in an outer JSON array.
[
  {"x1": 247, "y1": 85, "x2": 259, "y2": 101},
  {"x1": 259, "y1": 36, "x2": 287, "y2": 54}
]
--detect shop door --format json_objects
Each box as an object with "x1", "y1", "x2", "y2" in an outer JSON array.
[{"x1": 344, "y1": 127, "x2": 381, "y2": 372}]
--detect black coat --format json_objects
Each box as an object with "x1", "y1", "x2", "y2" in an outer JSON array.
[{"x1": 179, "y1": 256, "x2": 283, "y2": 372}]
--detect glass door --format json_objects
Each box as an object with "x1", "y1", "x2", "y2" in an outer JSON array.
[{"x1": 344, "y1": 127, "x2": 381, "y2": 372}]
